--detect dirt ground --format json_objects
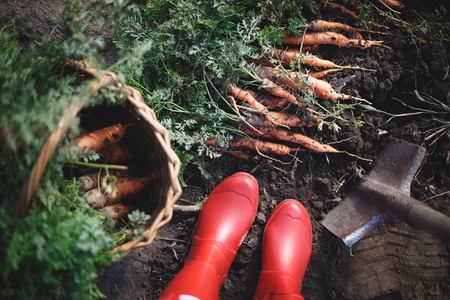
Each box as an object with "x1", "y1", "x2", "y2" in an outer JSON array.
[{"x1": 1, "y1": 0, "x2": 449, "y2": 299}]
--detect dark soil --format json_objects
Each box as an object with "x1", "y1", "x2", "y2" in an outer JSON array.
[{"x1": 2, "y1": 0, "x2": 449, "y2": 299}]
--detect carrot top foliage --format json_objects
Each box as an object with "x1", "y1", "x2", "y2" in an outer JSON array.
[{"x1": 114, "y1": 0, "x2": 317, "y2": 184}]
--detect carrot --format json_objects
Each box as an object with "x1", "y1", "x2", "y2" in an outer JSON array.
[
  {"x1": 246, "y1": 112, "x2": 320, "y2": 128},
  {"x1": 378, "y1": 0, "x2": 404, "y2": 9},
  {"x1": 259, "y1": 96, "x2": 289, "y2": 110},
  {"x1": 223, "y1": 150, "x2": 251, "y2": 160},
  {"x1": 98, "y1": 144, "x2": 133, "y2": 163},
  {"x1": 256, "y1": 66, "x2": 368, "y2": 102},
  {"x1": 243, "y1": 126, "x2": 341, "y2": 153},
  {"x1": 84, "y1": 174, "x2": 156, "y2": 208},
  {"x1": 231, "y1": 137, "x2": 294, "y2": 156},
  {"x1": 263, "y1": 48, "x2": 375, "y2": 71},
  {"x1": 282, "y1": 31, "x2": 383, "y2": 49},
  {"x1": 76, "y1": 123, "x2": 127, "y2": 152},
  {"x1": 308, "y1": 20, "x2": 385, "y2": 36},
  {"x1": 261, "y1": 78, "x2": 300, "y2": 106},
  {"x1": 99, "y1": 204, "x2": 134, "y2": 220},
  {"x1": 228, "y1": 84, "x2": 283, "y2": 126},
  {"x1": 78, "y1": 173, "x2": 101, "y2": 191},
  {"x1": 308, "y1": 68, "x2": 342, "y2": 79}
]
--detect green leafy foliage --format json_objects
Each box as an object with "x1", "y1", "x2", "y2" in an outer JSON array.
[
  {"x1": 114, "y1": 0, "x2": 318, "y2": 183},
  {"x1": 0, "y1": 1, "x2": 137, "y2": 299}
]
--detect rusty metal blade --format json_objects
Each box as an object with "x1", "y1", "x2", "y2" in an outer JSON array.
[{"x1": 321, "y1": 139, "x2": 426, "y2": 246}]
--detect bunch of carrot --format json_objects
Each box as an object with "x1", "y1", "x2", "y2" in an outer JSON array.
[
  {"x1": 209, "y1": 3, "x2": 394, "y2": 160},
  {"x1": 73, "y1": 122, "x2": 155, "y2": 221}
]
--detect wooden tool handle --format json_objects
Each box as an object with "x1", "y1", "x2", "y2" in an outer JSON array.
[
  {"x1": 358, "y1": 180, "x2": 450, "y2": 241},
  {"x1": 408, "y1": 204, "x2": 450, "y2": 241}
]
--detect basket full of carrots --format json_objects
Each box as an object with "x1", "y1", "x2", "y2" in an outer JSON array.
[{"x1": 16, "y1": 60, "x2": 182, "y2": 254}]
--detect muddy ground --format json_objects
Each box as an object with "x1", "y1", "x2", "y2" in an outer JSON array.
[{"x1": 1, "y1": 0, "x2": 449, "y2": 299}]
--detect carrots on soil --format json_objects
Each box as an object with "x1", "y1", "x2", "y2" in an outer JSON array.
[
  {"x1": 308, "y1": 68, "x2": 342, "y2": 79},
  {"x1": 282, "y1": 31, "x2": 383, "y2": 49},
  {"x1": 256, "y1": 66, "x2": 367, "y2": 102},
  {"x1": 261, "y1": 78, "x2": 300, "y2": 106},
  {"x1": 378, "y1": 0, "x2": 404, "y2": 9},
  {"x1": 230, "y1": 137, "x2": 294, "y2": 156},
  {"x1": 228, "y1": 84, "x2": 285, "y2": 126},
  {"x1": 243, "y1": 126, "x2": 341, "y2": 153},
  {"x1": 262, "y1": 48, "x2": 375, "y2": 71},
  {"x1": 246, "y1": 112, "x2": 320, "y2": 128}
]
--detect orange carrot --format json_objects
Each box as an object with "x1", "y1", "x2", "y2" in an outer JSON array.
[
  {"x1": 246, "y1": 112, "x2": 320, "y2": 128},
  {"x1": 84, "y1": 174, "x2": 156, "y2": 208},
  {"x1": 320, "y1": 0, "x2": 360, "y2": 20},
  {"x1": 259, "y1": 96, "x2": 289, "y2": 110},
  {"x1": 76, "y1": 123, "x2": 127, "y2": 152},
  {"x1": 98, "y1": 144, "x2": 133, "y2": 163},
  {"x1": 256, "y1": 66, "x2": 368, "y2": 102},
  {"x1": 100, "y1": 204, "x2": 134, "y2": 220},
  {"x1": 308, "y1": 68, "x2": 342, "y2": 79},
  {"x1": 223, "y1": 150, "x2": 251, "y2": 160},
  {"x1": 228, "y1": 84, "x2": 282, "y2": 125},
  {"x1": 282, "y1": 31, "x2": 382, "y2": 49},
  {"x1": 263, "y1": 48, "x2": 375, "y2": 71},
  {"x1": 243, "y1": 126, "x2": 340, "y2": 153},
  {"x1": 78, "y1": 173, "x2": 101, "y2": 191},
  {"x1": 230, "y1": 137, "x2": 294, "y2": 156},
  {"x1": 261, "y1": 78, "x2": 300, "y2": 106},
  {"x1": 378, "y1": 0, "x2": 404, "y2": 9},
  {"x1": 308, "y1": 20, "x2": 384, "y2": 36}
]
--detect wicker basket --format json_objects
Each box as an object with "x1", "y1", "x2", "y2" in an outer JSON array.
[{"x1": 15, "y1": 61, "x2": 182, "y2": 253}]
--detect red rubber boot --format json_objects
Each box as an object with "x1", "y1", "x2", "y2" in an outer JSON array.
[
  {"x1": 253, "y1": 199, "x2": 312, "y2": 300},
  {"x1": 158, "y1": 172, "x2": 259, "y2": 300}
]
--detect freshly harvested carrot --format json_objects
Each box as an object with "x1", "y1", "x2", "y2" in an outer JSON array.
[
  {"x1": 378, "y1": 0, "x2": 404, "y2": 9},
  {"x1": 261, "y1": 78, "x2": 300, "y2": 106},
  {"x1": 308, "y1": 68, "x2": 342, "y2": 79},
  {"x1": 84, "y1": 174, "x2": 156, "y2": 208},
  {"x1": 282, "y1": 31, "x2": 383, "y2": 49},
  {"x1": 223, "y1": 150, "x2": 251, "y2": 161},
  {"x1": 256, "y1": 66, "x2": 368, "y2": 102},
  {"x1": 246, "y1": 112, "x2": 320, "y2": 128},
  {"x1": 263, "y1": 48, "x2": 375, "y2": 71},
  {"x1": 318, "y1": 0, "x2": 388, "y2": 29},
  {"x1": 228, "y1": 84, "x2": 282, "y2": 126},
  {"x1": 259, "y1": 96, "x2": 288, "y2": 110},
  {"x1": 98, "y1": 144, "x2": 134, "y2": 164},
  {"x1": 78, "y1": 172, "x2": 101, "y2": 191},
  {"x1": 243, "y1": 126, "x2": 341, "y2": 153},
  {"x1": 230, "y1": 137, "x2": 294, "y2": 156},
  {"x1": 99, "y1": 204, "x2": 134, "y2": 220},
  {"x1": 76, "y1": 123, "x2": 127, "y2": 152},
  {"x1": 320, "y1": 0, "x2": 360, "y2": 20},
  {"x1": 308, "y1": 20, "x2": 385, "y2": 36}
]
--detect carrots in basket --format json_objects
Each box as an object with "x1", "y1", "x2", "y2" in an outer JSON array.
[
  {"x1": 99, "y1": 204, "x2": 134, "y2": 220},
  {"x1": 84, "y1": 173, "x2": 156, "y2": 208},
  {"x1": 76, "y1": 123, "x2": 128, "y2": 152}
]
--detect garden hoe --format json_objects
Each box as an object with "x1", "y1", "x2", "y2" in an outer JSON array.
[{"x1": 321, "y1": 139, "x2": 450, "y2": 246}]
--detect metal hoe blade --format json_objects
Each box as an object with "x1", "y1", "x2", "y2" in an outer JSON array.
[{"x1": 321, "y1": 139, "x2": 426, "y2": 246}]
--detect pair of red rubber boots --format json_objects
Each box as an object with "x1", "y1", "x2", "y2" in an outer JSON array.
[{"x1": 159, "y1": 172, "x2": 312, "y2": 300}]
